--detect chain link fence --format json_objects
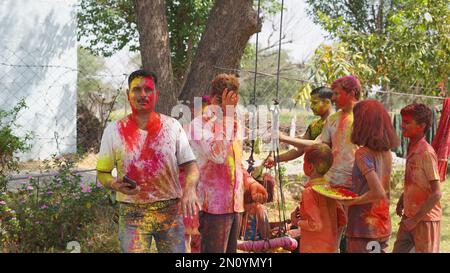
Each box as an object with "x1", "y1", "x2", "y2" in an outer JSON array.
[{"x1": 0, "y1": 45, "x2": 140, "y2": 177}]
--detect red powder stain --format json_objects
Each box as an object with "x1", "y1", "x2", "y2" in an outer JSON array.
[
  {"x1": 145, "y1": 112, "x2": 162, "y2": 139},
  {"x1": 118, "y1": 112, "x2": 164, "y2": 192},
  {"x1": 118, "y1": 115, "x2": 140, "y2": 152},
  {"x1": 366, "y1": 199, "x2": 390, "y2": 236},
  {"x1": 336, "y1": 188, "x2": 358, "y2": 198}
]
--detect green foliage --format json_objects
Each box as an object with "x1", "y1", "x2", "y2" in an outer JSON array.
[
  {"x1": 307, "y1": 0, "x2": 450, "y2": 95},
  {"x1": 77, "y1": 0, "x2": 138, "y2": 57},
  {"x1": 295, "y1": 42, "x2": 376, "y2": 102},
  {"x1": 0, "y1": 100, "x2": 32, "y2": 190},
  {"x1": 166, "y1": 0, "x2": 214, "y2": 84},
  {"x1": 306, "y1": 0, "x2": 395, "y2": 34},
  {"x1": 307, "y1": 43, "x2": 376, "y2": 85},
  {"x1": 77, "y1": 0, "x2": 214, "y2": 86},
  {"x1": 0, "y1": 155, "x2": 114, "y2": 252}
]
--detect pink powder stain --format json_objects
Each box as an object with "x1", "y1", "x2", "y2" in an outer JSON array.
[{"x1": 200, "y1": 161, "x2": 233, "y2": 211}]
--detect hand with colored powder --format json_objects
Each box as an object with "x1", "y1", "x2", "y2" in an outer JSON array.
[
  {"x1": 221, "y1": 88, "x2": 238, "y2": 109},
  {"x1": 181, "y1": 186, "x2": 201, "y2": 220},
  {"x1": 181, "y1": 162, "x2": 201, "y2": 219},
  {"x1": 250, "y1": 181, "x2": 268, "y2": 204},
  {"x1": 110, "y1": 179, "x2": 140, "y2": 195},
  {"x1": 264, "y1": 155, "x2": 275, "y2": 169}
]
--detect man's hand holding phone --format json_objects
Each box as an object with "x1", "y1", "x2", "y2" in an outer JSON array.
[{"x1": 110, "y1": 175, "x2": 140, "y2": 195}]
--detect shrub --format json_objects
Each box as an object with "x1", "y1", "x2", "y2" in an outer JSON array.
[
  {"x1": 0, "y1": 100, "x2": 32, "y2": 190},
  {"x1": 0, "y1": 155, "x2": 116, "y2": 252}
]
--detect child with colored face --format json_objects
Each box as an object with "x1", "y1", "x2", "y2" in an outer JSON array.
[
  {"x1": 265, "y1": 86, "x2": 333, "y2": 167},
  {"x1": 340, "y1": 100, "x2": 399, "y2": 253},
  {"x1": 290, "y1": 144, "x2": 347, "y2": 253},
  {"x1": 393, "y1": 103, "x2": 442, "y2": 253}
]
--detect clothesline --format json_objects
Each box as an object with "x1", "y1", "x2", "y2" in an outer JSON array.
[
  {"x1": 373, "y1": 90, "x2": 446, "y2": 101},
  {"x1": 214, "y1": 66, "x2": 447, "y2": 101}
]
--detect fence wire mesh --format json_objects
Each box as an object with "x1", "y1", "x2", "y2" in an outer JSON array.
[{"x1": 0, "y1": 46, "x2": 140, "y2": 175}]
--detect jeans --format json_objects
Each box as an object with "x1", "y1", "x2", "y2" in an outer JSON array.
[{"x1": 118, "y1": 201, "x2": 185, "y2": 253}]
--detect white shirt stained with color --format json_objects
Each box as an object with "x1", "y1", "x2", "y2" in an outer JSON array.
[
  {"x1": 319, "y1": 110, "x2": 358, "y2": 188},
  {"x1": 97, "y1": 114, "x2": 196, "y2": 204}
]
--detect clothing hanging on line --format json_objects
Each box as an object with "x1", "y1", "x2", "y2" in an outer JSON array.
[{"x1": 431, "y1": 98, "x2": 450, "y2": 181}]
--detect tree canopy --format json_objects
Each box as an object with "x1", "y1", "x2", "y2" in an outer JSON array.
[{"x1": 306, "y1": 0, "x2": 450, "y2": 95}]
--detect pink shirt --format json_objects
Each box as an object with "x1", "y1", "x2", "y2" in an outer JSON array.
[
  {"x1": 187, "y1": 115, "x2": 249, "y2": 214},
  {"x1": 404, "y1": 137, "x2": 441, "y2": 221}
]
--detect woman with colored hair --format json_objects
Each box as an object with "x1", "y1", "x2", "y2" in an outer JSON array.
[{"x1": 340, "y1": 99, "x2": 400, "y2": 252}]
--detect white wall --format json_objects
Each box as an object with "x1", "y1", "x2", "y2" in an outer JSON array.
[{"x1": 0, "y1": 0, "x2": 78, "y2": 161}]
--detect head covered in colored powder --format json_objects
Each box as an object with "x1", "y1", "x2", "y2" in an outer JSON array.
[
  {"x1": 352, "y1": 99, "x2": 400, "y2": 151},
  {"x1": 310, "y1": 86, "x2": 333, "y2": 117},
  {"x1": 400, "y1": 103, "x2": 432, "y2": 138},
  {"x1": 304, "y1": 144, "x2": 333, "y2": 177},
  {"x1": 209, "y1": 73, "x2": 240, "y2": 105},
  {"x1": 331, "y1": 75, "x2": 362, "y2": 109},
  {"x1": 127, "y1": 69, "x2": 159, "y2": 113}
]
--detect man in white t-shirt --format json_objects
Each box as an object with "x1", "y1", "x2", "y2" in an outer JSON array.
[
  {"x1": 278, "y1": 75, "x2": 361, "y2": 188},
  {"x1": 96, "y1": 70, "x2": 200, "y2": 253}
]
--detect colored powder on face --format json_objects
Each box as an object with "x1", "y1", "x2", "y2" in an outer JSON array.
[
  {"x1": 402, "y1": 114, "x2": 423, "y2": 138},
  {"x1": 310, "y1": 96, "x2": 330, "y2": 116},
  {"x1": 130, "y1": 76, "x2": 155, "y2": 92},
  {"x1": 337, "y1": 94, "x2": 348, "y2": 108},
  {"x1": 129, "y1": 76, "x2": 157, "y2": 111}
]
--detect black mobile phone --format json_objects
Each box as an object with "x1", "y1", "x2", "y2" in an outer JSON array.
[{"x1": 123, "y1": 175, "x2": 137, "y2": 189}]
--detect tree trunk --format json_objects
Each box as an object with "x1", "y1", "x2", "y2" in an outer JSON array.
[
  {"x1": 135, "y1": 0, "x2": 176, "y2": 115},
  {"x1": 178, "y1": 0, "x2": 261, "y2": 104}
]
